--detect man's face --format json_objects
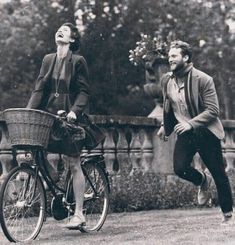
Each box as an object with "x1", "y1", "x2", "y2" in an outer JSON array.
[
  {"x1": 55, "y1": 25, "x2": 74, "y2": 45},
  {"x1": 168, "y1": 47, "x2": 187, "y2": 72}
]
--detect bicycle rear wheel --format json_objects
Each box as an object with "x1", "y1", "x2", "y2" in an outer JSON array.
[
  {"x1": 81, "y1": 162, "x2": 109, "y2": 232},
  {"x1": 0, "y1": 166, "x2": 46, "y2": 242}
]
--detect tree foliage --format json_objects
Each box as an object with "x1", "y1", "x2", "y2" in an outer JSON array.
[
  {"x1": 80, "y1": 0, "x2": 235, "y2": 117},
  {"x1": 0, "y1": 0, "x2": 74, "y2": 109},
  {"x1": 0, "y1": 0, "x2": 234, "y2": 118}
]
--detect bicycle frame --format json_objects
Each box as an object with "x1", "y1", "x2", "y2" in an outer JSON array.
[
  {"x1": 0, "y1": 109, "x2": 111, "y2": 242},
  {"x1": 19, "y1": 149, "x2": 67, "y2": 198},
  {"x1": 81, "y1": 154, "x2": 111, "y2": 194}
]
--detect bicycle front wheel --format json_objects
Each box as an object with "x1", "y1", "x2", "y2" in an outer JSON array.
[
  {"x1": 0, "y1": 165, "x2": 46, "y2": 242},
  {"x1": 81, "y1": 162, "x2": 109, "y2": 232}
]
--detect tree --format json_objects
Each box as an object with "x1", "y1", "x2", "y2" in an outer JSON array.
[
  {"x1": 0, "y1": 0, "x2": 234, "y2": 118},
  {"x1": 74, "y1": 0, "x2": 234, "y2": 117},
  {"x1": 0, "y1": 0, "x2": 74, "y2": 109}
]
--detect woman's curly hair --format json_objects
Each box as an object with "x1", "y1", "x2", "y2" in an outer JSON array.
[{"x1": 62, "y1": 22, "x2": 81, "y2": 52}]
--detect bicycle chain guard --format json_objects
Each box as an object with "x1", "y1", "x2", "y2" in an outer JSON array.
[{"x1": 51, "y1": 194, "x2": 69, "y2": 221}]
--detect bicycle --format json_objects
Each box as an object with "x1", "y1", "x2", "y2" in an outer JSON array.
[{"x1": 0, "y1": 108, "x2": 110, "y2": 243}]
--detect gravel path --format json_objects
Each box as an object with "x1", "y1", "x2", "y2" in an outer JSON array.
[{"x1": 1, "y1": 208, "x2": 235, "y2": 245}]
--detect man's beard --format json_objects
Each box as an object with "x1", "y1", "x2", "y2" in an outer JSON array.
[{"x1": 172, "y1": 62, "x2": 185, "y2": 73}]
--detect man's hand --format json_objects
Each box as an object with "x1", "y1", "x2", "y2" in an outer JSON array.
[
  {"x1": 174, "y1": 122, "x2": 192, "y2": 135},
  {"x1": 67, "y1": 111, "x2": 77, "y2": 123},
  {"x1": 157, "y1": 125, "x2": 168, "y2": 141}
]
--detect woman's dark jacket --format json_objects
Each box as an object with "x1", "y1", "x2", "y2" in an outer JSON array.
[
  {"x1": 27, "y1": 50, "x2": 89, "y2": 115},
  {"x1": 27, "y1": 51, "x2": 104, "y2": 154}
]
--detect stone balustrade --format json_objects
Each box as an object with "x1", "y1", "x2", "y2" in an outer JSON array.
[
  {"x1": 222, "y1": 120, "x2": 235, "y2": 172},
  {"x1": 0, "y1": 114, "x2": 235, "y2": 211}
]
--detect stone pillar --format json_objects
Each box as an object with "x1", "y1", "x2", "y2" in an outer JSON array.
[{"x1": 151, "y1": 127, "x2": 175, "y2": 174}]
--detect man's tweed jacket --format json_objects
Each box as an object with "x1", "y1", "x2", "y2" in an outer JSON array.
[{"x1": 161, "y1": 67, "x2": 224, "y2": 139}]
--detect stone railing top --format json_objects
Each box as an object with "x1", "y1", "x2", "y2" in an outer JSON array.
[
  {"x1": 0, "y1": 111, "x2": 159, "y2": 127},
  {"x1": 90, "y1": 115, "x2": 159, "y2": 127},
  {"x1": 0, "y1": 110, "x2": 234, "y2": 128},
  {"x1": 222, "y1": 120, "x2": 235, "y2": 129}
]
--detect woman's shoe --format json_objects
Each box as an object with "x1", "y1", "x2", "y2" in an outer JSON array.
[{"x1": 62, "y1": 214, "x2": 86, "y2": 230}]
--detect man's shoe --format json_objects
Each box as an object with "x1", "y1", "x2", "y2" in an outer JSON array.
[
  {"x1": 62, "y1": 214, "x2": 86, "y2": 230},
  {"x1": 197, "y1": 172, "x2": 212, "y2": 206},
  {"x1": 221, "y1": 212, "x2": 233, "y2": 225}
]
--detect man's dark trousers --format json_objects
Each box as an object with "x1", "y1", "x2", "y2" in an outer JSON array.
[{"x1": 173, "y1": 127, "x2": 233, "y2": 213}]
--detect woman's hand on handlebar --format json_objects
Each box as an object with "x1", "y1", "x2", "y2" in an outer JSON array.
[
  {"x1": 57, "y1": 110, "x2": 67, "y2": 118},
  {"x1": 67, "y1": 111, "x2": 77, "y2": 123},
  {"x1": 56, "y1": 110, "x2": 77, "y2": 123}
]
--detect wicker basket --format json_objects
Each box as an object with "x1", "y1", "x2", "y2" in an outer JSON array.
[{"x1": 3, "y1": 108, "x2": 55, "y2": 148}]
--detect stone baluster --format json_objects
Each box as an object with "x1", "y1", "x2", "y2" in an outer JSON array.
[
  {"x1": 116, "y1": 127, "x2": 130, "y2": 175},
  {"x1": 103, "y1": 128, "x2": 116, "y2": 175},
  {"x1": 16, "y1": 150, "x2": 33, "y2": 165},
  {"x1": 47, "y1": 153, "x2": 61, "y2": 172},
  {"x1": 222, "y1": 130, "x2": 235, "y2": 171},
  {"x1": 129, "y1": 128, "x2": 142, "y2": 175},
  {"x1": 89, "y1": 127, "x2": 104, "y2": 155},
  {"x1": 102, "y1": 127, "x2": 117, "y2": 192},
  {"x1": 193, "y1": 153, "x2": 205, "y2": 173},
  {"x1": 0, "y1": 122, "x2": 15, "y2": 183},
  {"x1": 141, "y1": 128, "x2": 154, "y2": 173}
]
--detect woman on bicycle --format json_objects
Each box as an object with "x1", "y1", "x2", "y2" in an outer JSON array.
[{"x1": 27, "y1": 22, "x2": 89, "y2": 229}]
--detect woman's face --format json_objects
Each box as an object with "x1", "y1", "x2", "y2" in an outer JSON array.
[{"x1": 55, "y1": 25, "x2": 74, "y2": 45}]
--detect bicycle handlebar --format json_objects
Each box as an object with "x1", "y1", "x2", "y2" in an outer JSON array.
[{"x1": 50, "y1": 110, "x2": 86, "y2": 142}]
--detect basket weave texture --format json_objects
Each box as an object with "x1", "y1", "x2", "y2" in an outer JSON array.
[{"x1": 3, "y1": 108, "x2": 55, "y2": 148}]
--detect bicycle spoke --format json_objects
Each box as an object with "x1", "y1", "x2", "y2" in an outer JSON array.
[
  {"x1": 81, "y1": 162, "x2": 109, "y2": 232},
  {"x1": 0, "y1": 166, "x2": 46, "y2": 242}
]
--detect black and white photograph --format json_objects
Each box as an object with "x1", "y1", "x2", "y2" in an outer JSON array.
[{"x1": 0, "y1": 0, "x2": 235, "y2": 244}]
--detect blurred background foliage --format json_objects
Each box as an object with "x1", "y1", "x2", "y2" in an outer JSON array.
[{"x1": 0, "y1": 0, "x2": 234, "y2": 118}]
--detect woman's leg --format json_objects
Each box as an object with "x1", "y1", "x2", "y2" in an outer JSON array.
[{"x1": 62, "y1": 154, "x2": 85, "y2": 227}]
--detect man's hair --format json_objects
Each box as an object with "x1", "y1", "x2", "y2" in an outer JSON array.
[
  {"x1": 170, "y1": 40, "x2": 192, "y2": 63},
  {"x1": 62, "y1": 22, "x2": 80, "y2": 52}
]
